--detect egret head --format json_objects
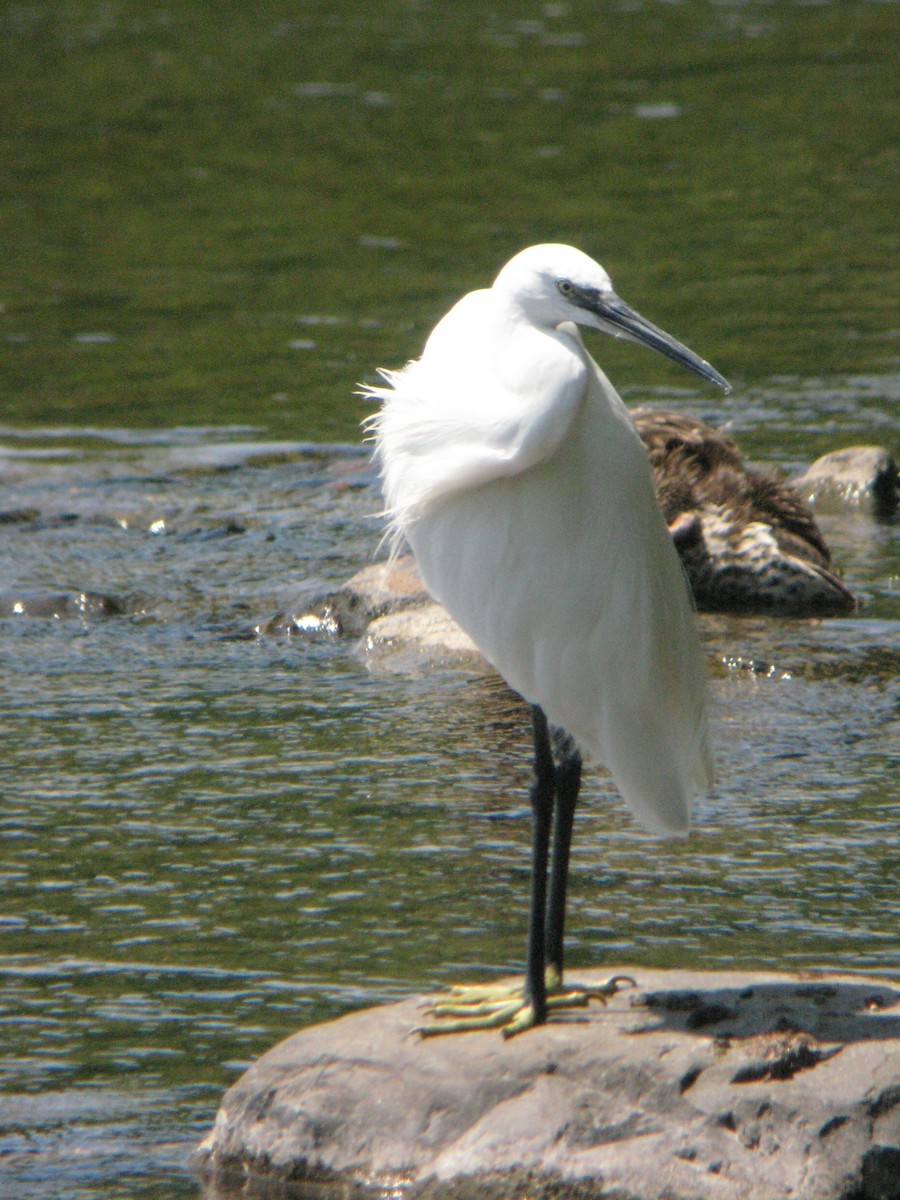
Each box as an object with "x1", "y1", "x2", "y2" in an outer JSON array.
[
  {"x1": 494, "y1": 244, "x2": 614, "y2": 328},
  {"x1": 495, "y1": 244, "x2": 731, "y2": 393}
]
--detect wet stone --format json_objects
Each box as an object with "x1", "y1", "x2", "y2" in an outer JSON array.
[
  {"x1": 793, "y1": 446, "x2": 899, "y2": 515},
  {"x1": 194, "y1": 966, "x2": 900, "y2": 1200},
  {"x1": 265, "y1": 560, "x2": 431, "y2": 638},
  {"x1": 0, "y1": 590, "x2": 127, "y2": 619}
]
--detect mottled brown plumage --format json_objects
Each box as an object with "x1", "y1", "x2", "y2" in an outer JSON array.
[{"x1": 631, "y1": 408, "x2": 856, "y2": 616}]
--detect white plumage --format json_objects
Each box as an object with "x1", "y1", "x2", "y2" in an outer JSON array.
[
  {"x1": 362, "y1": 244, "x2": 730, "y2": 1034},
  {"x1": 365, "y1": 244, "x2": 727, "y2": 835}
]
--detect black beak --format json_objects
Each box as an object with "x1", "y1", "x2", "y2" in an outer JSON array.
[{"x1": 580, "y1": 290, "x2": 731, "y2": 393}]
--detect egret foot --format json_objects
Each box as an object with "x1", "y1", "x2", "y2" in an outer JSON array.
[
  {"x1": 547, "y1": 971, "x2": 638, "y2": 1006},
  {"x1": 418, "y1": 984, "x2": 540, "y2": 1038},
  {"x1": 417, "y1": 974, "x2": 636, "y2": 1038}
]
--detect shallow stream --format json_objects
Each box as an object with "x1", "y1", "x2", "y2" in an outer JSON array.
[{"x1": 1, "y1": 2, "x2": 897, "y2": 1196}]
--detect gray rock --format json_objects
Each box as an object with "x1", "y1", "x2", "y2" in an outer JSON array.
[
  {"x1": 264, "y1": 560, "x2": 431, "y2": 638},
  {"x1": 794, "y1": 447, "x2": 899, "y2": 515},
  {"x1": 363, "y1": 602, "x2": 487, "y2": 670},
  {"x1": 194, "y1": 967, "x2": 900, "y2": 1200}
]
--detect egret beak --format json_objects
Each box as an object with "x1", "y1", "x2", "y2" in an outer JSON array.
[{"x1": 579, "y1": 289, "x2": 731, "y2": 393}]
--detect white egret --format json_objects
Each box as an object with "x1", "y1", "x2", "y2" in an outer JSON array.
[{"x1": 363, "y1": 244, "x2": 731, "y2": 1036}]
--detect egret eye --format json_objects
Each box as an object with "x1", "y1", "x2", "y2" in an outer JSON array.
[{"x1": 557, "y1": 279, "x2": 575, "y2": 298}]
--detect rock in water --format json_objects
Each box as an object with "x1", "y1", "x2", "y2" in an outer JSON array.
[
  {"x1": 194, "y1": 967, "x2": 900, "y2": 1200},
  {"x1": 793, "y1": 446, "x2": 899, "y2": 516}
]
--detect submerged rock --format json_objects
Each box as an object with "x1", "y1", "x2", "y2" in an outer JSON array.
[
  {"x1": 264, "y1": 559, "x2": 430, "y2": 638},
  {"x1": 194, "y1": 966, "x2": 900, "y2": 1200},
  {"x1": 0, "y1": 590, "x2": 126, "y2": 619},
  {"x1": 793, "y1": 446, "x2": 899, "y2": 516}
]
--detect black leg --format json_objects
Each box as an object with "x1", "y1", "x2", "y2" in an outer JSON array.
[
  {"x1": 418, "y1": 708, "x2": 629, "y2": 1037},
  {"x1": 546, "y1": 728, "x2": 582, "y2": 988},
  {"x1": 525, "y1": 705, "x2": 555, "y2": 1025}
]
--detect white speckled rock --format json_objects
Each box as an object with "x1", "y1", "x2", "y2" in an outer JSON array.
[{"x1": 194, "y1": 967, "x2": 900, "y2": 1200}]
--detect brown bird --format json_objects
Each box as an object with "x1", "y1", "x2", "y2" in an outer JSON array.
[{"x1": 631, "y1": 408, "x2": 856, "y2": 617}]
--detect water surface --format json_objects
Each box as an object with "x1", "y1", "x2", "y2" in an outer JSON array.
[
  {"x1": 1, "y1": 411, "x2": 897, "y2": 1198},
  {"x1": 0, "y1": 2, "x2": 898, "y2": 1197},
  {"x1": 1, "y1": 0, "x2": 896, "y2": 441}
]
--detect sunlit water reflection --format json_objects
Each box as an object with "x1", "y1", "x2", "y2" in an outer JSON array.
[
  {"x1": 2, "y1": 0, "x2": 898, "y2": 1191},
  {"x1": 0, "y1": 396, "x2": 897, "y2": 1197}
]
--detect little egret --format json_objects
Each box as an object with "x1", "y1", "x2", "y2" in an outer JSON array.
[{"x1": 363, "y1": 244, "x2": 731, "y2": 1036}]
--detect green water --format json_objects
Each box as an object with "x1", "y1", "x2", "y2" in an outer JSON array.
[
  {"x1": 0, "y1": 2, "x2": 898, "y2": 1198},
  {"x1": 2, "y1": 0, "x2": 896, "y2": 444}
]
